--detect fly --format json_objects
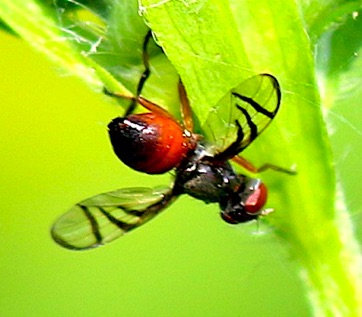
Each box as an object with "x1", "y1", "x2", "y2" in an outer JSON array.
[{"x1": 51, "y1": 30, "x2": 295, "y2": 250}]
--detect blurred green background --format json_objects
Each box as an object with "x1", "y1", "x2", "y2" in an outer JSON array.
[
  {"x1": 0, "y1": 31, "x2": 314, "y2": 316},
  {"x1": 2, "y1": 6, "x2": 362, "y2": 311}
]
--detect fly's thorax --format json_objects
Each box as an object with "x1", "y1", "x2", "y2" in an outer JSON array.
[{"x1": 175, "y1": 145, "x2": 239, "y2": 204}]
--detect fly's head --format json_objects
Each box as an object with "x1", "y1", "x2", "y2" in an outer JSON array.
[{"x1": 220, "y1": 176, "x2": 268, "y2": 224}]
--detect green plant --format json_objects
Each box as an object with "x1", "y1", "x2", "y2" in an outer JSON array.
[{"x1": 1, "y1": 0, "x2": 361, "y2": 315}]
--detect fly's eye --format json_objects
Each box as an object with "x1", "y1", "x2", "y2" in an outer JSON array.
[{"x1": 244, "y1": 182, "x2": 268, "y2": 215}]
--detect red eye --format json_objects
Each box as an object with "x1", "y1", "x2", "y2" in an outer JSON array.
[{"x1": 244, "y1": 182, "x2": 268, "y2": 214}]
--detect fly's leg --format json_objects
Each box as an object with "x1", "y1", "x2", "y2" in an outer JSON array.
[
  {"x1": 104, "y1": 30, "x2": 153, "y2": 116},
  {"x1": 232, "y1": 155, "x2": 296, "y2": 175},
  {"x1": 125, "y1": 30, "x2": 153, "y2": 116},
  {"x1": 178, "y1": 81, "x2": 194, "y2": 133},
  {"x1": 104, "y1": 30, "x2": 195, "y2": 134}
]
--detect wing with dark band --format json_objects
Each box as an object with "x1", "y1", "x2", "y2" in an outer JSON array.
[
  {"x1": 51, "y1": 187, "x2": 176, "y2": 250},
  {"x1": 202, "y1": 74, "x2": 281, "y2": 157}
]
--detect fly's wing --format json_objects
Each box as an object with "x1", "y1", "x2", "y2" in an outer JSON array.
[
  {"x1": 51, "y1": 186, "x2": 176, "y2": 250},
  {"x1": 202, "y1": 74, "x2": 281, "y2": 155}
]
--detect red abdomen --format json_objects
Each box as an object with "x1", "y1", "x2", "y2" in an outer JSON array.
[{"x1": 108, "y1": 113, "x2": 194, "y2": 174}]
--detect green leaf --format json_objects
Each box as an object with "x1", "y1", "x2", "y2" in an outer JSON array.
[
  {"x1": 316, "y1": 8, "x2": 362, "y2": 109},
  {"x1": 299, "y1": 0, "x2": 362, "y2": 41},
  {"x1": 0, "y1": 0, "x2": 132, "y2": 97},
  {"x1": 140, "y1": 0, "x2": 362, "y2": 315},
  {"x1": 317, "y1": 8, "x2": 362, "y2": 232}
]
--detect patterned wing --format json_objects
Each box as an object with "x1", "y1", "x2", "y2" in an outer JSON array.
[
  {"x1": 51, "y1": 186, "x2": 176, "y2": 250},
  {"x1": 202, "y1": 74, "x2": 281, "y2": 155}
]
